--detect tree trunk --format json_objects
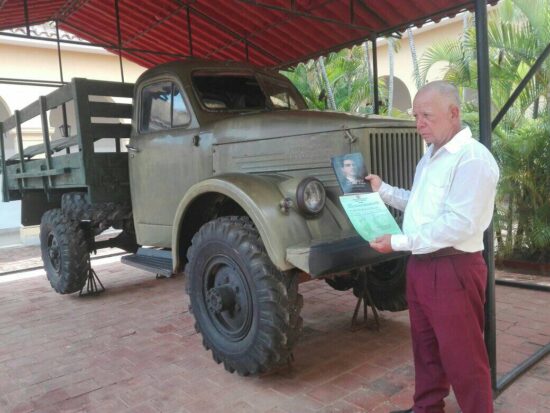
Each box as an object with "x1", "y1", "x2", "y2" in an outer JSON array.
[
  {"x1": 505, "y1": 193, "x2": 515, "y2": 255},
  {"x1": 318, "y1": 56, "x2": 336, "y2": 110},
  {"x1": 387, "y1": 37, "x2": 395, "y2": 115},
  {"x1": 407, "y1": 28, "x2": 422, "y2": 90},
  {"x1": 363, "y1": 42, "x2": 374, "y2": 113},
  {"x1": 494, "y1": 206, "x2": 504, "y2": 255},
  {"x1": 533, "y1": 96, "x2": 539, "y2": 119}
]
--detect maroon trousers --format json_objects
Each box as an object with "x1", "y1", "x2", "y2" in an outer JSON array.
[{"x1": 407, "y1": 252, "x2": 493, "y2": 413}]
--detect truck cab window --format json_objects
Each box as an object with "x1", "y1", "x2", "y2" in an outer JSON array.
[
  {"x1": 257, "y1": 74, "x2": 305, "y2": 110},
  {"x1": 193, "y1": 73, "x2": 266, "y2": 111},
  {"x1": 141, "y1": 82, "x2": 190, "y2": 132},
  {"x1": 172, "y1": 86, "x2": 190, "y2": 126}
]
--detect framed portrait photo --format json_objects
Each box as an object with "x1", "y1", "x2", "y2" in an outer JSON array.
[{"x1": 331, "y1": 152, "x2": 372, "y2": 194}]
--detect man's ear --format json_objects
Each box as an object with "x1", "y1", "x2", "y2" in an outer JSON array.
[{"x1": 450, "y1": 104, "x2": 460, "y2": 120}]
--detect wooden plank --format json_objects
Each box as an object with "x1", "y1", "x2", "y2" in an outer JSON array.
[
  {"x1": 44, "y1": 84, "x2": 74, "y2": 111},
  {"x1": 6, "y1": 153, "x2": 84, "y2": 190},
  {"x1": 39, "y1": 96, "x2": 54, "y2": 187},
  {"x1": 3, "y1": 101, "x2": 38, "y2": 131},
  {"x1": 72, "y1": 78, "x2": 95, "y2": 192},
  {"x1": 2, "y1": 84, "x2": 73, "y2": 131},
  {"x1": 89, "y1": 102, "x2": 133, "y2": 118},
  {"x1": 14, "y1": 111, "x2": 25, "y2": 175},
  {"x1": 8, "y1": 136, "x2": 78, "y2": 160},
  {"x1": 90, "y1": 124, "x2": 132, "y2": 140},
  {"x1": 85, "y1": 79, "x2": 134, "y2": 97},
  {"x1": 13, "y1": 168, "x2": 68, "y2": 179}
]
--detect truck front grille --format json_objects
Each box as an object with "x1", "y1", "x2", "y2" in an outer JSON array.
[
  {"x1": 368, "y1": 129, "x2": 424, "y2": 218},
  {"x1": 369, "y1": 129, "x2": 424, "y2": 190}
]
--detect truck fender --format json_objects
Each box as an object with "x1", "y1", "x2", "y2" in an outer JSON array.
[{"x1": 171, "y1": 173, "x2": 312, "y2": 273}]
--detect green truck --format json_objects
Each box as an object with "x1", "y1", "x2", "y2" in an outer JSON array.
[{"x1": 0, "y1": 59, "x2": 422, "y2": 375}]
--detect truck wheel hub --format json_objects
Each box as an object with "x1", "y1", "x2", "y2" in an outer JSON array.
[
  {"x1": 206, "y1": 284, "x2": 236, "y2": 314},
  {"x1": 47, "y1": 235, "x2": 61, "y2": 273},
  {"x1": 203, "y1": 260, "x2": 252, "y2": 341}
]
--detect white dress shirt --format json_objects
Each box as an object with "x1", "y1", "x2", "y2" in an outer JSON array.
[{"x1": 378, "y1": 127, "x2": 499, "y2": 254}]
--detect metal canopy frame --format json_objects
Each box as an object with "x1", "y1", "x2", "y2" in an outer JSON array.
[
  {"x1": 0, "y1": 0, "x2": 548, "y2": 398},
  {"x1": 1, "y1": 0, "x2": 501, "y2": 69}
]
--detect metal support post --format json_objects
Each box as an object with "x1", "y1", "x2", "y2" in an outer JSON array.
[
  {"x1": 55, "y1": 20, "x2": 65, "y2": 83},
  {"x1": 114, "y1": 0, "x2": 125, "y2": 83},
  {"x1": 474, "y1": 0, "x2": 497, "y2": 394}
]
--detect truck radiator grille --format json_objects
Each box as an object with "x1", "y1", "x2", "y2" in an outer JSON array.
[{"x1": 369, "y1": 130, "x2": 424, "y2": 218}]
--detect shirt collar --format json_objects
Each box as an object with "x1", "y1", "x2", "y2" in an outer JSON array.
[{"x1": 442, "y1": 126, "x2": 472, "y2": 154}]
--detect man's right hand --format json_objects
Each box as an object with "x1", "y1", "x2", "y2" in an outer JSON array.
[{"x1": 365, "y1": 174, "x2": 382, "y2": 192}]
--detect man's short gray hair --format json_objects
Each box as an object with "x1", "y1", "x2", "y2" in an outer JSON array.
[{"x1": 417, "y1": 81, "x2": 460, "y2": 107}]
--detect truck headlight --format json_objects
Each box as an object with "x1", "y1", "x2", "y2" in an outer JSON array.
[{"x1": 296, "y1": 177, "x2": 325, "y2": 215}]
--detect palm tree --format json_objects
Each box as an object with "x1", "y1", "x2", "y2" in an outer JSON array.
[
  {"x1": 417, "y1": 0, "x2": 550, "y2": 263},
  {"x1": 407, "y1": 28, "x2": 423, "y2": 90},
  {"x1": 318, "y1": 56, "x2": 337, "y2": 110},
  {"x1": 363, "y1": 41, "x2": 374, "y2": 113},
  {"x1": 387, "y1": 37, "x2": 395, "y2": 115},
  {"x1": 282, "y1": 61, "x2": 326, "y2": 110},
  {"x1": 418, "y1": 0, "x2": 550, "y2": 119},
  {"x1": 283, "y1": 46, "x2": 374, "y2": 113},
  {"x1": 325, "y1": 47, "x2": 372, "y2": 113}
]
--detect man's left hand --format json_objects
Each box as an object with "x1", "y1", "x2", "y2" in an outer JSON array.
[{"x1": 370, "y1": 234, "x2": 393, "y2": 253}]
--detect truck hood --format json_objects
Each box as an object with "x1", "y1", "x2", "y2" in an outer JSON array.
[{"x1": 207, "y1": 110, "x2": 415, "y2": 144}]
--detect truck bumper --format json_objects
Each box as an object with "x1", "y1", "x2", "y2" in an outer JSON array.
[{"x1": 286, "y1": 235, "x2": 408, "y2": 277}]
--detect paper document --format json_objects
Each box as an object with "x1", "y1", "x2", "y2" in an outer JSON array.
[{"x1": 339, "y1": 192, "x2": 402, "y2": 242}]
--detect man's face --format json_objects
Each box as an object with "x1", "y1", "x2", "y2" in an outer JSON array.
[
  {"x1": 342, "y1": 159, "x2": 357, "y2": 178},
  {"x1": 412, "y1": 90, "x2": 459, "y2": 148}
]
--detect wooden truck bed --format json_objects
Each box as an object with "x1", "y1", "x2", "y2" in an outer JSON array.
[{"x1": 0, "y1": 78, "x2": 134, "y2": 213}]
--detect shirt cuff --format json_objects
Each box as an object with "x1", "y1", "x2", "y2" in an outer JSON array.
[
  {"x1": 378, "y1": 182, "x2": 391, "y2": 202},
  {"x1": 391, "y1": 234, "x2": 410, "y2": 251}
]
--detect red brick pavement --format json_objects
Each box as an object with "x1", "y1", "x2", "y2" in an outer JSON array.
[{"x1": 0, "y1": 247, "x2": 548, "y2": 413}]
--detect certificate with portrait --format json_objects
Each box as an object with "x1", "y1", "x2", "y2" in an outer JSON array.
[{"x1": 339, "y1": 192, "x2": 402, "y2": 242}]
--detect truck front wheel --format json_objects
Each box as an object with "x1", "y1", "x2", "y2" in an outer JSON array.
[
  {"x1": 40, "y1": 209, "x2": 90, "y2": 294},
  {"x1": 185, "y1": 216, "x2": 303, "y2": 376}
]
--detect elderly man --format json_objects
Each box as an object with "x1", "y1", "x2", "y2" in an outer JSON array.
[{"x1": 366, "y1": 81, "x2": 499, "y2": 413}]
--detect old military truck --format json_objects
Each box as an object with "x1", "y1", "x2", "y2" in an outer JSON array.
[{"x1": 0, "y1": 58, "x2": 423, "y2": 375}]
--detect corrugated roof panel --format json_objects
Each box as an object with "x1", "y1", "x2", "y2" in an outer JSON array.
[{"x1": 0, "y1": 0, "x2": 497, "y2": 68}]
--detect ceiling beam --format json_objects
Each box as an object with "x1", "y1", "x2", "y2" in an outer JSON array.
[
  {"x1": 188, "y1": 5, "x2": 282, "y2": 64},
  {"x1": 235, "y1": 0, "x2": 373, "y2": 31},
  {"x1": 354, "y1": 0, "x2": 389, "y2": 27},
  {"x1": 53, "y1": 0, "x2": 91, "y2": 22},
  {"x1": 122, "y1": 3, "x2": 187, "y2": 46}
]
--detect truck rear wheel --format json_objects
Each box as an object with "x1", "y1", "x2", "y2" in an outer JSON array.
[
  {"x1": 185, "y1": 216, "x2": 303, "y2": 376},
  {"x1": 40, "y1": 209, "x2": 90, "y2": 294},
  {"x1": 363, "y1": 257, "x2": 408, "y2": 312}
]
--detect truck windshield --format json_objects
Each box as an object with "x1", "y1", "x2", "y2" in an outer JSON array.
[{"x1": 192, "y1": 71, "x2": 306, "y2": 111}]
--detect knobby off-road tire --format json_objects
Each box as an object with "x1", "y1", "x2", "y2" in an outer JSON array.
[
  {"x1": 363, "y1": 256, "x2": 408, "y2": 312},
  {"x1": 324, "y1": 274, "x2": 357, "y2": 291},
  {"x1": 61, "y1": 192, "x2": 134, "y2": 234},
  {"x1": 185, "y1": 216, "x2": 303, "y2": 376},
  {"x1": 40, "y1": 209, "x2": 90, "y2": 294}
]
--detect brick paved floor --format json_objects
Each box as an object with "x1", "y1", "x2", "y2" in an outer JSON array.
[{"x1": 0, "y1": 247, "x2": 548, "y2": 413}]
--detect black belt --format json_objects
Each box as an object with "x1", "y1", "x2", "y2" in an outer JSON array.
[{"x1": 414, "y1": 247, "x2": 468, "y2": 260}]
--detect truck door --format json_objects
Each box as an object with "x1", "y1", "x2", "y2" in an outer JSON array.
[{"x1": 128, "y1": 79, "x2": 200, "y2": 247}]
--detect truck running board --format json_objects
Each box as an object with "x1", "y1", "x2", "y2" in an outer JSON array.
[{"x1": 121, "y1": 248, "x2": 173, "y2": 277}]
